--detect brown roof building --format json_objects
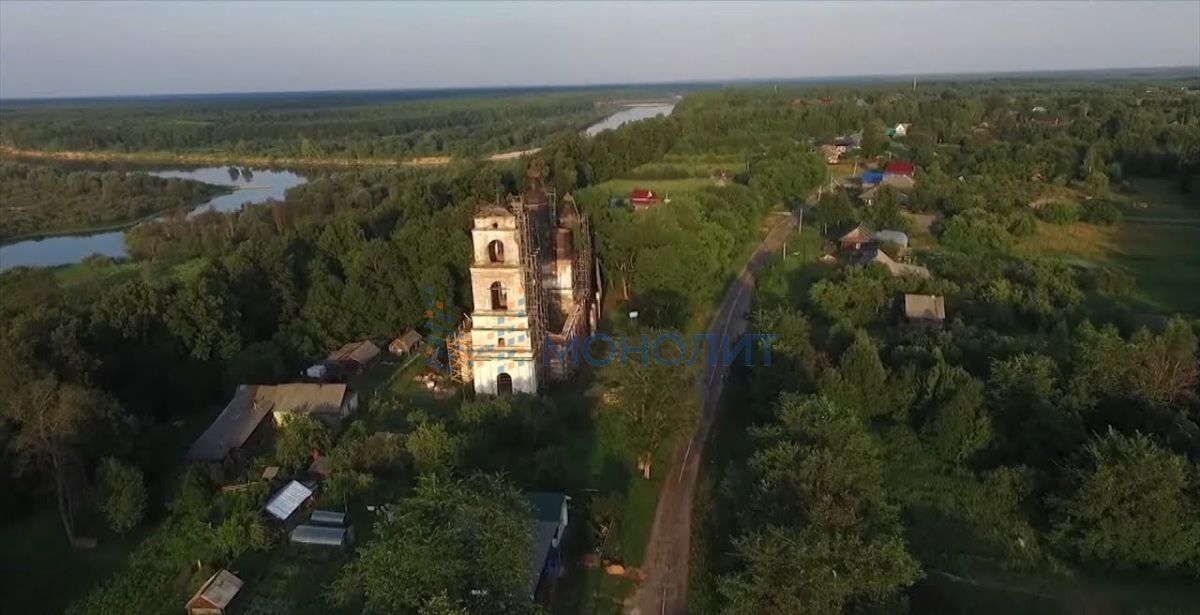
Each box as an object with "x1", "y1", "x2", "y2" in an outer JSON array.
[
  {"x1": 903, "y1": 294, "x2": 947, "y2": 322},
  {"x1": 186, "y1": 570, "x2": 243, "y2": 615},
  {"x1": 326, "y1": 340, "x2": 381, "y2": 372}
]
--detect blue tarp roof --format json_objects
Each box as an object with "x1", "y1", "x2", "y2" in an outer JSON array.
[{"x1": 862, "y1": 171, "x2": 885, "y2": 183}]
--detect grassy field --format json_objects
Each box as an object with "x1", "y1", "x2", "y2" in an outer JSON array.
[
  {"x1": 582, "y1": 177, "x2": 716, "y2": 201},
  {"x1": 626, "y1": 153, "x2": 746, "y2": 180},
  {"x1": 1015, "y1": 178, "x2": 1200, "y2": 315}
]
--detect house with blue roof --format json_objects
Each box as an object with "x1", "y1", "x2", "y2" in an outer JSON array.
[{"x1": 862, "y1": 170, "x2": 885, "y2": 186}]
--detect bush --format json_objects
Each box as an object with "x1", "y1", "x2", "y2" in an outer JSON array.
[
  {"x1": 1036, "y1": 202, "x2": 1079, "y2": 224},
  {"x1": 1007, "y1": 211, "x2": 1037, "y2": 237},
  {"x1": 273, "y1": 414, "x2": 332, "y2": 472},
  {"x1": 1080, "y1": 199, "x2": 1122, "y2": 226},
  {"x1": 96, "y1": 457, "x2": 147, "y2": 534}
]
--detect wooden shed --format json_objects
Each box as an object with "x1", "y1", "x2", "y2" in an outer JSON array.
[
  {"x1": 185, "y1": 569, "x2": 243, "y2": 615},
  {"x1": 389, "y1": 330, "x2": 423, "y2": 355}
]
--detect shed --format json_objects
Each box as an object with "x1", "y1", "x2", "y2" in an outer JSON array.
[
  {"x1": 904, "y1": 294, "x2": 947, "y2": 322},
  {"x1": 185, "y1": 569, "x2": 243, "y2": 615},
  {"x1": 389, "y1": 330, "x2": 423, "y2": 355},
  {"x1": 310, "y1": 509, "x2": 348, "y2": 527},
  {"x1": 310, "y1": 509, "x2": 347, "y2": 527},
  {"x1": 265, "y1": 480, "x2": 314, "y2": 522},
  {"x1": 326, "y1": 340, "x2": 381, "y2": 371},
  {"x1": 290, "y1": 524, "x2": 353, "y2": 548}
]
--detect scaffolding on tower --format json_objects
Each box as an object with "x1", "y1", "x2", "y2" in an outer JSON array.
[
  {"x1": 446, "y1": 317, "x2": 473, "y2": 384},
  {"x1": 512, "y1": 194, "x2": 548, "y2": 373}
]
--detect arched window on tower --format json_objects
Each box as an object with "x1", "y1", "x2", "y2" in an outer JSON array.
[
  {"x1": 489, "y1": 282, "x2": 507, "y2": 311},
  {"x1": 487, "y1": 240, "x2": 505, "y2": 263}
]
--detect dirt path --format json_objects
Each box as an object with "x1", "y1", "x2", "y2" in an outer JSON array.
[
  {"x1": 0, "y1": 145, "x2": 541, "y2": 169},
  {"x1": 628, "y1": 208, "x2": 802, "y2": 615}
]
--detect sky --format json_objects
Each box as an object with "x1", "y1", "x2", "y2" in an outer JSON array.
[{"x1": 1, "y1": 0, "x2": 1198, "y2": 99}]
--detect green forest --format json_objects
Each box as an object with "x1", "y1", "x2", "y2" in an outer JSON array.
[
  {"x1": 0, "y1": 161, "x2": 228, "y2": 239},
  {"x1": 1, "y1": 75, "x2": 1199, "y2": 615},
  {"x1": 0, "y1": 91, "x2": 629, "y2": 160}
]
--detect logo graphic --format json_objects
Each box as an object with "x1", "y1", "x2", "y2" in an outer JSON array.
[{"x1": 423, "y1": 287, "x2": 527, "y2": 375}]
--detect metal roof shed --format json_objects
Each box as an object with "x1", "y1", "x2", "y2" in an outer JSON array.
[
  {"x1": 309, "y1": 509, "x2": 347, "y2": 527},
  {"x1": 265, "y1": 480, "x2": 314, "y2": 522},
  {"x1": 290, "y1": 524, "x2": 352, "y2": 548}
]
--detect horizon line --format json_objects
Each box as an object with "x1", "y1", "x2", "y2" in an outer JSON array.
[{"x1": 3, "y1": 64, "x2": 1198, "y2": 104}]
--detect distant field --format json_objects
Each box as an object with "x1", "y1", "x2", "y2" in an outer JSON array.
[
  {"x1": 626, "y1": 153, "x2": 745, "y2": 180},
  {"x1": 1016, "y1": 178, "x2": 1200, "y2": 315},
  {"x1": 582, "y1": 177, "x2": 716, "y2": 200}
]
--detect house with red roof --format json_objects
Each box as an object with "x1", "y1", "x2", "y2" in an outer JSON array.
[
  {"x1": 883, "y1": 161, "x2": 916, "y2": 177},
  {"x1": 629, "y1": 188, "x2": 662, "y2": 210}
]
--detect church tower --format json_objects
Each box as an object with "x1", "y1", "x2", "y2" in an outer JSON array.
[{"x1": 467, "y1": 200, "x2": 539, "y2": 395}]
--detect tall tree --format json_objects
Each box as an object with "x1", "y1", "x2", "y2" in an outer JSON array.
[
  {"x1": 330, "y1": 474, "x2": 536, "y2": 614},
  {"x1": 596, "y1": 336, "x2": 698, "y2": 479},
  {"x1": 3, "y1": 378, "x2": 118, "y2": 541},
  {"x1": 1050, "y1": 429, "x2": 1200, "y2": 571}
]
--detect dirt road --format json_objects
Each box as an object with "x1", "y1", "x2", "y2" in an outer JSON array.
[{"x1": 629, "y1": 208, "x2": 802, "y2": 615}]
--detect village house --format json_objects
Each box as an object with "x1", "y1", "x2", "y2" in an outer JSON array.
[
  {"x1": 629, "y1": 188, "x2": 662, "y2": 210},
  {"x1": 861, "y1": 170, "x2": 885, "y2": 187},
  {"x1": 838, "y1": 223, "x2": 876, "y2": 253},
  {"x1": 860, "y1": 247, "x2": 931, "y2": 279},
  {"x1": 186, "y1": 383, "x2": 358, "y2": 463},
  {"x1": 185, "y1": 569, "x2": 244, "y2": 615},
  {"x1": 903, "y1": 293, "x2": 947, "y2": 323},
  {"x1": 888, "y1": 123, "x2": 911, "y2": 138},
  {"x1": 883, "y1": 160, "x2": 916, "y2": 178},
  {"x1": 859, "y1": 184, "x2": 912, "y2": 206}
]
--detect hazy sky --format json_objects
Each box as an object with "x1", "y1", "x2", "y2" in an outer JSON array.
[{"x1": 1, "y1": 0, "x2": 1198, "y2": 98}]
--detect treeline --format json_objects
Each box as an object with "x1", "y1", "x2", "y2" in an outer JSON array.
[
  {"x1": 0, "y1": 93, "x2": 613, "y2": 159},
  {"x1": 670, "y1": 79, "x2": 1200, "y2": 190},
  {"x1": 0, "y1": 161, "x2": 226, "y2": 239},
  {"x1": 693, "y1": 245, "x2": 1200, "y2": 611},
  {"x1": 690, "y1": 96, "x2": 1200, "y2": 614}
]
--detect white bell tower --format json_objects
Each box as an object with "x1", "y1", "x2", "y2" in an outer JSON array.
[{"x1": 467, "y1": 202, "x2": 539, "y2": 395}]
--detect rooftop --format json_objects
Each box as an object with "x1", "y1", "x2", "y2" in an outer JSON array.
[
  {"x1": 186, "y1": 386, "x2": 272, "y2": 462},
  {"x1": 904, "y1": 294, "x2": 947, "y2": 321},
  {"x1": 265, "y1": 480, "x2": 314, "y2": 521},
  {"x1": 326, "y1": 340, "x2": 380, "y2": 365},
  {"x1": 258, "y1": 383, "x2": 349, "y2": 417},
  {"x1": 186, "y1": 569, "x2": 243, "y2": 611}
]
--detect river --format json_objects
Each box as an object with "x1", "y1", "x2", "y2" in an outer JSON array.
[
  {"x1": 0, "y1": 167, "x2": 306, "y2": 271},
  {"x1": 585, "y1": 103, "x2": 675, "y2": 136}
]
